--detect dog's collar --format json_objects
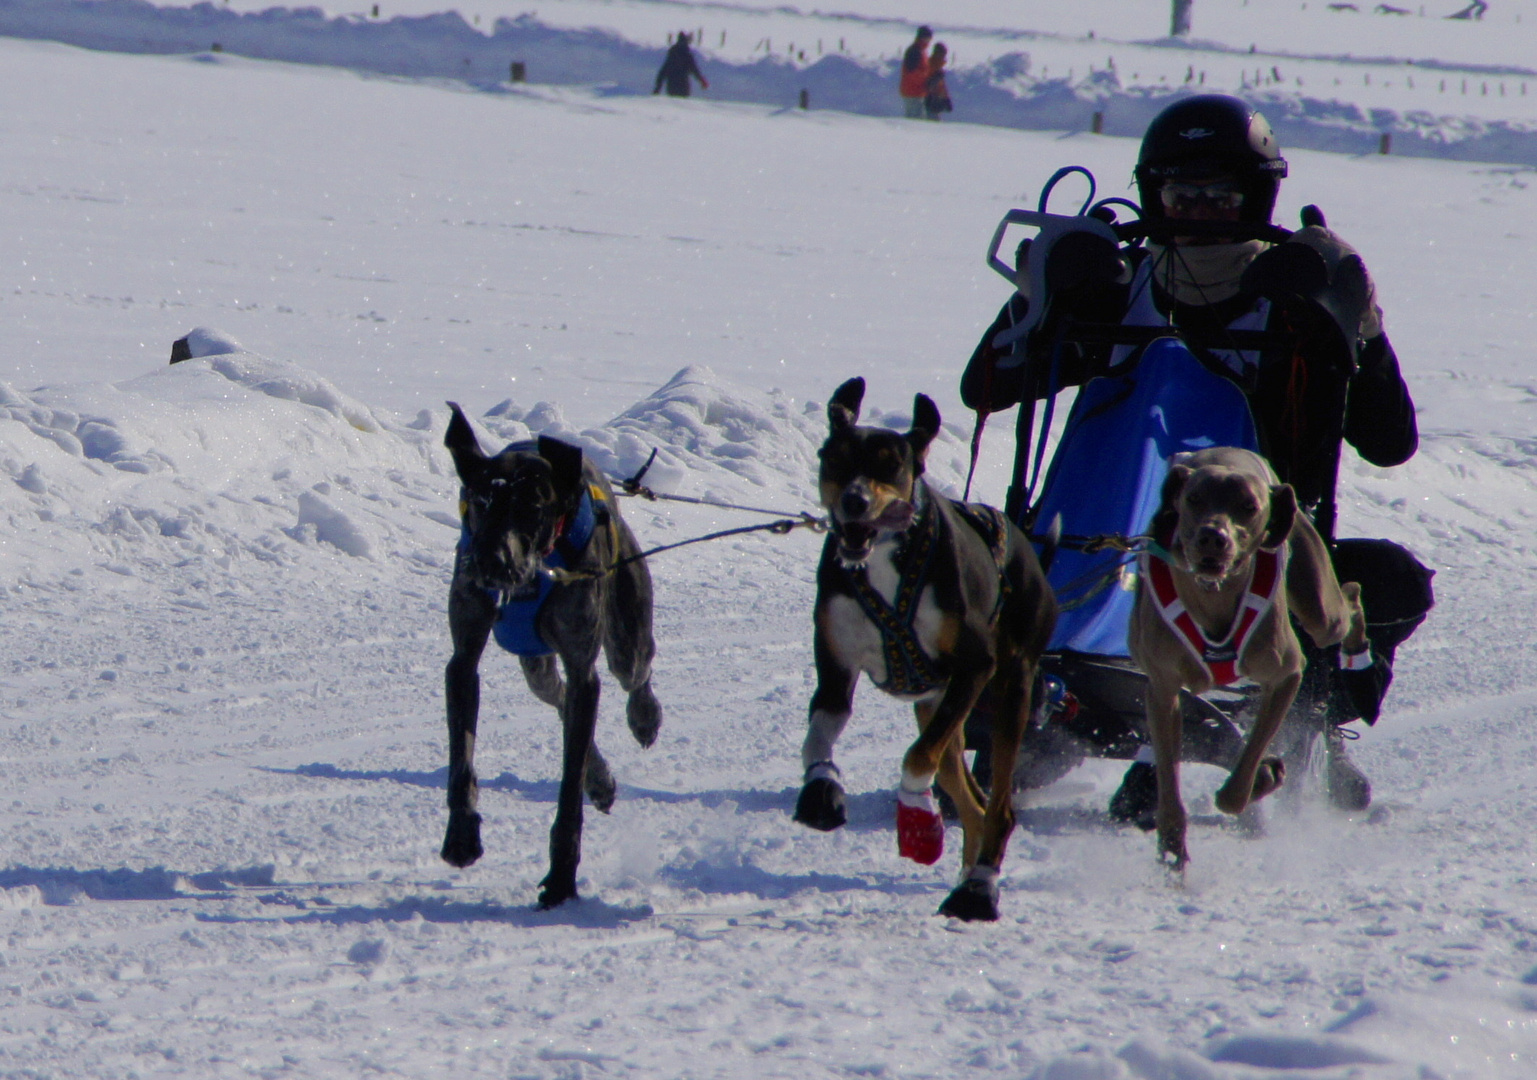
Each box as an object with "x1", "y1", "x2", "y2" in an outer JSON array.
[
  {"x1": 553, "y1": 486, "x2": 598, "y2": 558},
  {"x1": 1139, "y1": 539, "x2": 1286, "y2": 687}
]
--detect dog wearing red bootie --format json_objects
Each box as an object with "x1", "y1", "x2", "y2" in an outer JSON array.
[{"x1": 794, "y1": 378, "x2": 1057, "y2": 921}]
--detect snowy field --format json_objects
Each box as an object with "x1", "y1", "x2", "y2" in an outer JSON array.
[{"x1": 1, "y1": 4, "x2": 1537, "y2": 1078}]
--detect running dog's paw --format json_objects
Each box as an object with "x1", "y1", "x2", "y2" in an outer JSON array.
[
  {"x1": 1156, "y1": 816, "x2": 1189, "y2": 873},
  {"x1": 1251, "y1": 756, "x2": 1286, "y2": 801},
  {"x1": 896, "y1": 788, "x2": 944, "y2": 865},
  {"x1": 583, "y1": 749, "x2": 617, "y2": 814},
  {"x1": 627, "y1": 684, "x2": 663, "y2": 749},
  {"x1": 537, "y1": 870, "x2": 579, "y2": 909},
  {"x1": 1216, "y1": 757, "x2": 1286, "y2": 814},
  {"x1": 938, "y1": 875, "x2": 1000, "y2": 922},
  {"x1": 440, "y1": 810, "x2": 484, "y2": 868},
  {"x1": 793, "y1": 777, "x2": 847, "y2": 831}
]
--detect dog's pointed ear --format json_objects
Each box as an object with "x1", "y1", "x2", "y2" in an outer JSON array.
[
  {"x1": 907, "y1": 394, "x2": 941, "y2": 473},
  {"x1": 444, "y1": 401, "x2": 486, "y2": 483},
  {"x1": 828, "y1": 377, "x2": 865, "y2": 432},
  {"x1": 538, "y1": 435, "x2": 586, "y2": 500},
  {"x1": 1263, "y1": 483, "x2": 1299, "y2": 550},
  {"x1": 1153, "y1": 463, "x2": 1193, "y2": 538}
]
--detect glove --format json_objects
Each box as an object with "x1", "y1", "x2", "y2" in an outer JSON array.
[{"x1": 1042, "y1": 230, "x2": 1127, "y2": 295}]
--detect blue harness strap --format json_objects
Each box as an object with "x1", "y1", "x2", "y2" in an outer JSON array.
[{"x1": 456, "y1": 486, "x2": 603, "y2": 658}]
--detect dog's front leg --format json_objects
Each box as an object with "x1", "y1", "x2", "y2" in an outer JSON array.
[
  {"x1": 442, "y1": 583, "x2": 496, "y2": 869},
  {"x1": 1214, "y1": 671, "x2": 1296, "y2": 815},
  {"x1": 795, "y1": 630, "x2": 857, "y2": 832},
  {"x1": 539, "y1": 661, "x2": 601, "y2": 909},
  {"x1": 897, "y1": 660, "x2": 990, "y2": 867},
  {"x1": 1145, "y1": 675, "x2": 1190, "y2": 870}
]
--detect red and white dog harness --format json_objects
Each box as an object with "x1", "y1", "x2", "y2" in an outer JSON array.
[{"x1": 1139, "y1": 540, "x2": 1287, "y2": 687}]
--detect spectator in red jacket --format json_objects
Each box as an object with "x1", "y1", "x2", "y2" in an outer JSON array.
[
  {"x1": 924, "y1": 42, "x2": 953, "y2": 120},
  {"x1": 899, "y1": 26, "x2": 932, "y2": 118}
]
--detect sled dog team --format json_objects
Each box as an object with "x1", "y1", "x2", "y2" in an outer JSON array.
[
  {"x1": 439, "y1": 95, "x2": 1422, "y2": 921},
  {"x1": 444, "y1": 377, "x2": 1369, "y2": 922}
]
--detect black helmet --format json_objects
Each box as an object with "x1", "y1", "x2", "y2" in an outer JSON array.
[{"x1": 1135, "y1": 95, "x2": 1288, "y2": 223}]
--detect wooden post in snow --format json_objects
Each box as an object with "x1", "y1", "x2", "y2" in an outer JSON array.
[{"x1": 1171, "y1": 0, "x2": 1193, "y2": 37}]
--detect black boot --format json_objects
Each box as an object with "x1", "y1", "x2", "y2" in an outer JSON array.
[
  {"x1": 1326, "y1": 725, "x2": 1372, "y2": 811},
  {"x1": 1108, "y1": 761, "x2": 1157, "y2": 831}
]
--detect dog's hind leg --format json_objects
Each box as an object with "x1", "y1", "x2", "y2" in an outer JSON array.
[
  {"x1": 520, "y1": 655, "x2": 565, "y2": 709},
  {"x1": 604, "y1": 532, "x2": 663, "y2": 749},
  {"x1": 939, "y1": 662, "x2": 1028, "y2": 922},
  {"x1": 923, "y1": 700, "x2": 985, "y2": 868},
  {"x1": 442, "y1": 584, "x2": 496, "y2": 869},
  {"x1": 521, "y1": 653, "x2": 613, "y2": 811}
]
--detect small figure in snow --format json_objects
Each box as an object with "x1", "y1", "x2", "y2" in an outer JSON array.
[
  {"x1": 898, "y1": 26, "x2": 932, "y2": 119},
  {"x1": 924, "y1": 43, "x2": 953, "y2": 121},
  {"x1": 654, "y1": 31, "x2": 709, "y2": 98}
]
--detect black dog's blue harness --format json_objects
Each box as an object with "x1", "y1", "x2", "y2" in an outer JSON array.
[{"x1": 457, "y1": 487, "x2": 600, "y2": 657}]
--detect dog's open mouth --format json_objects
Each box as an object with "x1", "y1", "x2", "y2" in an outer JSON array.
[
  {"x1": 1188, "y1": 555, "x2": 1237, "y2": 590},
  {"x1": 465, "y1": 550, "x2": 544, "y2": 595},
  {"x1": 834, "y1": 500, "x2": 915, "y2": 566}
]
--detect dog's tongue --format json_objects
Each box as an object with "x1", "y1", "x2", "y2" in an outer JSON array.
[{"x1": 873, "y1": 500, "x2": 916, "y2": 532}]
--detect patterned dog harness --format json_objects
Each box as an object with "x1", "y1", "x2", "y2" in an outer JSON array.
[
  {"x1": 1138, "y1": 534, "x2": 1286, "y2": 687},
  {"x1": 845, "y1": 496, "x2": 1011, "y2": 696},
  {"x1": 457, "y1": 484, "x2": 609, "y2": 657}
]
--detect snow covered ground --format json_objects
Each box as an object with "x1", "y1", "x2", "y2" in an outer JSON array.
[{"x1": 1, "y1": 6, "x2": 1536, "y2": 1078}]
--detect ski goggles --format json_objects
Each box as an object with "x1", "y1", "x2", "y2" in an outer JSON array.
[{"x1": 1159, "y1": 180, "x2": 1245, "y2": 212}]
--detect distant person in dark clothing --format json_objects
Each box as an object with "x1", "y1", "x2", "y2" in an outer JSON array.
[
  {"x1": 924, "y1": 42, "x2": 953, "y2": 120},
  {"x1": 899, "y1": 26, "x2": 932, "y2": 118},
  {"x1": 654, "y1": 31, "x2": 709, "y2": 97}
]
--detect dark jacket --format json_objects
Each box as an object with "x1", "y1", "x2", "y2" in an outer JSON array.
[{"x1": 654, "y1": 40, "x2": 707, "y2": 97}]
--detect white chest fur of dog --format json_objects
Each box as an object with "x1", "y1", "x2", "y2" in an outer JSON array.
[{"x1": 820, "y1": 532, "x2": 947, "y2": 702}]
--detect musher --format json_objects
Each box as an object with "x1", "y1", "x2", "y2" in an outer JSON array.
[{"x1": 960, "y1": 95, "x2": 1424, "y2": 823}]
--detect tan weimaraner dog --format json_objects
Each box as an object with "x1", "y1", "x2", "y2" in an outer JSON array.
[{"x1": 1129, "y1": 447, "x2": 1368, "y2": 869}]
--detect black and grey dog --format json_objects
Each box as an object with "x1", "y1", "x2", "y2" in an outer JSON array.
[
  {"x1": 441, "y1": 403, "x2": 662, "y2": 909},
  {"x1": 795, "y1": 378, "x2": 1057, "y2": 921}
]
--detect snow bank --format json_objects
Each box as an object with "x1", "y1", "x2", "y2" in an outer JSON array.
[
  {"x1": 0, "y1": 340, "x2": 979, "y2": 587},
  {"x1": 0, "y1": 335, "x2": 449, "y2": 581},
  {"x1": 472, "y1": 363, "x2": 973, "y2": 505}
]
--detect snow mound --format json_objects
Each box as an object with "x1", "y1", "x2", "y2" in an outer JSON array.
[
  {"x1": 0, "y1": 347, "x2": 448, "y2": 584},
  {"x1": 472, "y1": 365, "x2": 974, "y2": 509},
  {"x1": 176, "y1": 325, "x2": 245, "y2": 359},
  {"x1": 182, "y1": 331, "x2": 386, "y2": 434},
  {"x1": 0, "y1": 346, "x2": 977, "y2": 588}
]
